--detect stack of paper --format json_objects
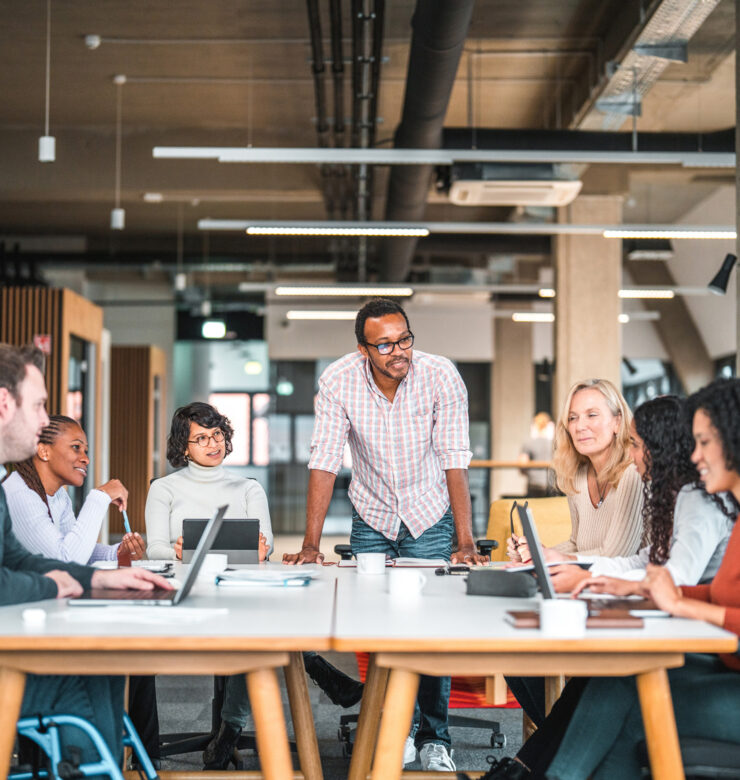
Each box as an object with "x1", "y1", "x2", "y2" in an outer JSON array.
[{"x1": 215, "y1": 570, "x2": 321, "y2": 588}]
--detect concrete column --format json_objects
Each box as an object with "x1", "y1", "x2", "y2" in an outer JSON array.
[
  {"x1": 491, "y1": 314, "x2": 534, "y2": 500},
  {"x1": 554, "y1": 195, "x2": 622, "y2": 413}
]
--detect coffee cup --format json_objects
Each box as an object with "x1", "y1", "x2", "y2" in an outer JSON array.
[
  {"x1": 387, "y1": 568, "x2": 426, "y2": 599},
  {"x1": 356, "y1": 552, "x2": 387, "y2": 575},
  {"x1": 198, "y1": 552, "x2": 229, "y2": 581},
  {"x1": 540, "y1": 599, "x2": 588, "y2": 638}
]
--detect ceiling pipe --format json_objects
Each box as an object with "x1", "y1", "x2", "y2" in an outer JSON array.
[{"x1": 379, "y1": 0, "x2": 476, "y2": 282}]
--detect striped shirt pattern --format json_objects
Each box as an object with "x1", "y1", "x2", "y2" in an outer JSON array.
[
  {"x1": 309, "y1": 349, "x2": 472, "y2": 540},
  {"x1": 3, "y1": 470, "x2": 116, "y2": 564}
]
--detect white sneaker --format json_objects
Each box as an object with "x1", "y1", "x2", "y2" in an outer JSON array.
[
  {"x1": 403, "y1": 736, "x2": 417, "y2": 766},
  {"x1": 419, "y1": 743, "x2": 455, "y2": 771}
]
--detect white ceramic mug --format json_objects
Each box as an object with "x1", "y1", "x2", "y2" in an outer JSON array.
[
  {"x1": 198, "y1": 552, "x2": 229, "y2": 581},
  {"x1": 356, "y1": 552, "x2": 387, "y2": 575},
  {"x1": 540, "y1": 598, "x2": 588, "y2": 638},
  {"x1": 387, "y1": 568, "x2": 427, "y2": 599}
]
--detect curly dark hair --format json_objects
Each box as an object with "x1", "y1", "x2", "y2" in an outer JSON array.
[
  {"x1": 354, "y1": 298, "x2": 410, "y2": 344},
  {"x1": 166, "y1": 402, "x2": 234, "y2": 468},
  {"x1": 686, "y1": 378, "x2": 740, "y2": 515},
  {"x1": 633, "y1": 397, "x2": 701, "y2": 564}
]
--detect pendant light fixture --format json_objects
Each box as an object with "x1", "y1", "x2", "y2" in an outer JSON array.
[
  {"x1": 110, "y1": 75, "x2": 126, "y2": 230},
  {"x1": 38, "y1": 0, "x2": 55, "y2": 162}
]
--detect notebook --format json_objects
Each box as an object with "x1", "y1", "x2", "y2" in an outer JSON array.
[
  {"x1": 69, "y1": 505, "x2": 227, "y2": 606},
  {"x1": 182, "y1": 517, "x2": 259, "y2": 564}
]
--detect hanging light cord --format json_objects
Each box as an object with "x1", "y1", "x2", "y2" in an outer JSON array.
[
  {"x1": 44, "y1": 0, "x2": 51, "y2": 135},
  {"x1": 114, "y1": 83, "x2": 123, "y2": 208}
]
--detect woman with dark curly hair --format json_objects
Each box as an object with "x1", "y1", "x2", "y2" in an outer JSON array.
[
  {"x1": 482, "y1": 380, "x2": 740, "y2": 779},
  {"x1": 145, "y1": 401, "x2": 272, "y2": 561}
]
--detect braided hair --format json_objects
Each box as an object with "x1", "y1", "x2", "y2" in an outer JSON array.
[
  {"x1": 686, "y1": 378, "x2": 740, "y2": 521},
  {"x1": 12, "y1": 415, "x2": 79, "y2": 521}
]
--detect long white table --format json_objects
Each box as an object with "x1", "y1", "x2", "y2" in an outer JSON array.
[
  {"x1": 330, "y1": 568, "x2": 738, "y2": 780},
  {"x1": 0, "y1": 564, "x2": 335, "y2": 780}
]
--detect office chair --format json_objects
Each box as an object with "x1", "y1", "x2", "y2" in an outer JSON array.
[
  {"x1": 11, "y1": 712, "x2": 157, "y2": 780},
  {"x1": 333, "y1": 542, "x2": 507, "y2": 757},
  {"x1": 638, "y1": 738, "x2": 740, "y2": 779}
]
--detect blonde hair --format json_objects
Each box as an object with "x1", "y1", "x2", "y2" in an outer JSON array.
[{"x1": 553, "y1": 378, "x2": 633, "y2": 495}]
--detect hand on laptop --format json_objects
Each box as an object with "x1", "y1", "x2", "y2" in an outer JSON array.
[
  {"x1": 506, "y1": 535, "x2": 531, "y2": 563},
  {"x1": 549, "y1": 564, "x2": 591, "y2": 593},
  {"x1": 90, "y1": 567, "x2": 174, "y2": 591},
  {"x1": 572, "y1": 575, "x2": 639, "y2": 598},
  {"x1": 45, "y1": 570, "x2": 84, "y2": 599}
]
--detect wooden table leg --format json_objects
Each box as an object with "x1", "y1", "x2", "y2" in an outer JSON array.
[
  {"x1": 283, "y1": 652, "x2": 323, "y2": 780},
  {"x1": 370, "y1": 668, "x2": 419, "y2": 780},
  {"x1": 246, "y1": 667, "x2": 293, "y2": 780},
  {"x1": 636, "y1": 668, "x2": 685, "y2": 780},
  {"x1": 0, "y1": 667, "x2": 26, "y2": 780},
  {"x1": 348, "y1": 655, "x2": 389, "y2": 780}
]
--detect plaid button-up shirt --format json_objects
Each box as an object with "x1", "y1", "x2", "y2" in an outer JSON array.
[{"x1": 308, "y1": 349, "x2": 472, "y2": 540}]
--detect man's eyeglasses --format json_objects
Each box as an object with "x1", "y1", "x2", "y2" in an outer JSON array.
[
  {"x1": 188, "y1": 430, "x2": 225, "y2": 448},
  {"x1": 363, "y1": 333, "x2": 414, "y2": 355}
]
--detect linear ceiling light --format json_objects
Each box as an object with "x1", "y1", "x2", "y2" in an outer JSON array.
[
  {"x1": 285, "y1": 310, "x2": 358, "y2": 320},
  {"x1": 604, "y1": 229, "x2": 736, "y2": 240},
  {"x1": 618, "y1": 289, "x2": 675, "y2": 299},
  {"x1": 247, "y1": 226, "x2": 428, "y2": 237},
  {"x1": 152, "y1": 146, "x2": 735, "y2": 168},
  {"x1": 511, "y1": 312, "x2": 555, "y2": 323},
  {"x1": 538, "y1": 288, "x2": 556, "y2": 298},
  {"x1": 275, "y1": 286, "x2": 413, "y2": 297}
]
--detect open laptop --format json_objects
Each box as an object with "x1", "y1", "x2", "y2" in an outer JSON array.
[
  {"x1": 182, "y1": 517, "x2": 259, "y2": 564},
  {"x1": 515, "y1": 502, "x2": 663, "y2": 614},
  {"x1": 69, "y1": 505, "x2": 227, "y2": 606}
]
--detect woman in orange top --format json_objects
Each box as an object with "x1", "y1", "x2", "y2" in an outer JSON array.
[{"x1": 483, "y1": 378, "x2": 740, "y2": 780}]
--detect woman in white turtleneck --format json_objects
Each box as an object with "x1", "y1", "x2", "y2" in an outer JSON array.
[
  {"x1": 145, "y1": 401, "x2": 272, "y2": 561},
  {"x1": 145, "y1": 402, "x2": 273, "y2": 769}
]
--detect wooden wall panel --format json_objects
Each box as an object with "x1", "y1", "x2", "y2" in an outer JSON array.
[{"x1": 110, "y1": 346, "x2": 167, "y2": 537}]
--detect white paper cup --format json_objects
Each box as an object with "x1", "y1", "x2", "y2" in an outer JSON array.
[
  {"x1": 356, "y1": 552, "x2": 386, "y2": 575},
  {"x1": 540, "y1": 599, "x2": 588, "y2": 638},
  {"x1": 387, "y1": 568, "x2": 427, "y2": 599},
  {"x1": 198, "y1": 553, "x2": 229, "y2": 580}
]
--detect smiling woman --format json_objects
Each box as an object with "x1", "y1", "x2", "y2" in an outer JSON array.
[{"x1": 3, "y1": 415, "x2": 143, "y2": 565}]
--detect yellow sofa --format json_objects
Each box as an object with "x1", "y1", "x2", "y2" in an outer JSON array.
[{"x1": 485, "y1": 497, "x2": 571, "y2": 562}]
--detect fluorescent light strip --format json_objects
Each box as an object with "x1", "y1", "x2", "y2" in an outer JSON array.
[
  {"x1": 511, "y1": 312, "x2": 555, "y2": 323},
  {"x1": 538, "y1": 288, "x2": 556, "y2": 298},
  {"x1": 153, "y1": 146, "x2": 735, "y2": 168},
  {"x1": 275, "y1": 286, "x2": 413, "y2": 297},
  {"x1": 286, "y1": 310, "x2": 357, "y2": 321},
  {"x1": 604, "y1": 229, "x2": 736, "y2": 240},
  {"x1": 618, "y1": 289, "x2": 675, "y2": 299},
  {"x1": 247, "y1": 226, "x2": 429, "y2": 237}
]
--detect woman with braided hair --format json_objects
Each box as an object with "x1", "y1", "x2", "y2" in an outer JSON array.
[{"x1": 3, "y1": 415, "x2": 145, "y2": 565}]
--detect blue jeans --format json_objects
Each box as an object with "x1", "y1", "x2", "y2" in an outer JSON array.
[
  {"x1": 350, "y1": 507, "x2": 454, "y2": 749},
  {"x1": 22, "y1": 675, "x2": 125, "y2": 775},
  {"x1": 221, "y1": 674, "x2": 250, "y2": 729}
]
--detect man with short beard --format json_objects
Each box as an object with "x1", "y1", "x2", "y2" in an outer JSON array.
[
  {"x1": 284, "y1": 298, "x2": 487, "y2": 772},
  {"x1": 0, "y1": 343, "x2": 171, "y2": 768}
]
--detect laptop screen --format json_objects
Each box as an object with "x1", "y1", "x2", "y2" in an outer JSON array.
[
  {"x1": 515, "y1": 502, "x2": 556, "y2": 600},
  {"x1": 173, "y1": 504, "x2": 228, "y2": 604}
]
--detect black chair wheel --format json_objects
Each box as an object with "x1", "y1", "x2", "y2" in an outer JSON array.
[{"x1": 491, "y1": 732, "x2": 506, "y2": 749}]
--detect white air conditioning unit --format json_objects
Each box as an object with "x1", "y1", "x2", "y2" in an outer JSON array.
[{"x1": 448, "y1": 178, "x2": 583, "y2": 207}]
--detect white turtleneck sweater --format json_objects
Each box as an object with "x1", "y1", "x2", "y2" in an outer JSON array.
[{"x1": 144, "y1": 461, "x2": 273, "y2": 560}]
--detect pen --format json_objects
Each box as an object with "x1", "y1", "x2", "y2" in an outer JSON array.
[{"x1": 122, "y1": 510, "x2": 132, "y2": 536}]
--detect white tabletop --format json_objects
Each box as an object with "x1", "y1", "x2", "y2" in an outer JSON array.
[
  {"x1": 0, "y1": 563, "x2": 335, "y2": 646},
  {"x1": 331, "y1": 568, "x2": 738, "y2": 652}
]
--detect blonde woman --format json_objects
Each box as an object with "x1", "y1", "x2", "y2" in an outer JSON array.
[
  {"x1": 509, "y1": 378, "x2": 644, "y2": 594},
  {"x1": 505, "y1": 379, "x2": 644, "y2": 730}
]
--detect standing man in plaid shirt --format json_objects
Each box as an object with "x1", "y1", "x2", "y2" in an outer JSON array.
[{"x1": 284, "y1": 297, "x2": 488, "y2": 771}]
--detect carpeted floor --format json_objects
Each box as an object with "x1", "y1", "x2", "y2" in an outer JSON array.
[{"x1": 155, "y1": 651, "x2": 523, "y2": 778}]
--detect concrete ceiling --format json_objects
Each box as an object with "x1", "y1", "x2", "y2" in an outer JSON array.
[{"x1": 0, "y1": 0, "x2": 735, "y2": 286}]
